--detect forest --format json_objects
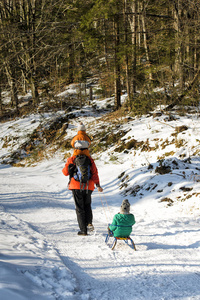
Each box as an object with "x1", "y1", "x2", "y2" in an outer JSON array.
[{"x1": 0, "y1": 0, "x2": 200, "y2": 116}]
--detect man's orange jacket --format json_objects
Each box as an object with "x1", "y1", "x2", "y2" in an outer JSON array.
[{"x1": 62, "y1": 156, "x2": 100, "y2": 191}]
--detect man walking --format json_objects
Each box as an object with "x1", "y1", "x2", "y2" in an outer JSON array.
[{"x1": 62, "y1": 155, "x2": 103, "y2": 235}]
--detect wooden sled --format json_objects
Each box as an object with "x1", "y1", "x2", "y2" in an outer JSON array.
[{"x1": 105, "y1": 231, "x2": 136, "y2": 251}]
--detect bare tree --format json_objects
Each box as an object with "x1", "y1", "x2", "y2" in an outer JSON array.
[{"x1": 114, "y1": 12, "x2": 121, "y2": 109}]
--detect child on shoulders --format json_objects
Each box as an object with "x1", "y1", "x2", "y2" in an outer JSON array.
[{"x1": 71, "y1": 122, "x2": 92, "y2": 157}]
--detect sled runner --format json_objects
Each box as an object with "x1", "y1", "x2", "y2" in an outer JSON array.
[{"x1": 105, "y1": 230, "x2": 136, "y2": 251}]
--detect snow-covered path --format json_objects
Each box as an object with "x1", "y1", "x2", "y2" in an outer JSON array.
[{"x1": 1, "y1": 161, "x2": 200, "y2": 300}]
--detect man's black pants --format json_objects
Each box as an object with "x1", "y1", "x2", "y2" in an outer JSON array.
[{"x1": 72, "y1": 190, "x2": 93, "y2": 233}]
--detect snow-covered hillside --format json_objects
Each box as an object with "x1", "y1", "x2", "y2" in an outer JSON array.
[{"x1": 0, "y1": 98, "x2": 200, "y2": 299}]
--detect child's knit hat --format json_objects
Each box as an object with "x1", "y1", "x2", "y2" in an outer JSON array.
[
  {"x1": 120, "y1": 199, "x2": 130, "y2": 214},
  {"x1": 77, "y1": 122, "x2": 86, "y2": 131}
]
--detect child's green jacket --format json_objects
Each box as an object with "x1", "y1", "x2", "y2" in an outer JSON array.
[{"x1": 109, "y1": 213, "x2": 135, "y2": 237}]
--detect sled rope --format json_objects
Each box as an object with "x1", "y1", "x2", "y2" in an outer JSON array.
[
  {"x1": 102, "y1": 192, "x2": 112, "y2": 218},
  {"x1": 98, "y1": 192, "x2": 112, "y2": 223}
]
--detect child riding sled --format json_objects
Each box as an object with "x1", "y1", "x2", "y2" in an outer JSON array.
[
  {"x1": 106, "y1": 199, "x2": 136, "y2": 250},
  {"x1": 108, "y1": 199, "x2": 135, "y2": 238}
]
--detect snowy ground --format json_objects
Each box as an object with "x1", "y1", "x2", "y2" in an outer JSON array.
[{"x1": 0, "y1": 101, "x2": 200, "y2": 299}]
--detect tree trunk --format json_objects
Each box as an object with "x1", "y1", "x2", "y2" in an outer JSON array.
[
  {"x1": 124, "y1": 0, "x2": 131, "y2": 105},
  {"x1": 130, "y1": 0, "x2": 138, "y2": 96},
  {"x1": 5, "y1": 63, "x2": 19, "y2": 113},
  {"x1": 31, "y1": 76, "x2": 39, "y2": 105},
  {"x1": 141, "y1": 2, "x2": 152, "y2": 81},
  {"x1": 174, "y1": 0, "x2": 185, "y2": 91},
  {"x1": 68, "y1": 42, "x2": 75, "y2": 84},
  {"x1": 0, "y1": 83, "x2": 2, "y2": 114},
  {"x1": 89, "y1": 86, "x2": 93, "y2": 101},
  {"x1": 114, "y1": 15, "x2": 121, "y2": 109},
  {"x1": 103, "y1": 19, "x2": 109, "y2": 69},
  {"x1": 11, "y1": 65, "x2": 19, "y2": 114}
]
